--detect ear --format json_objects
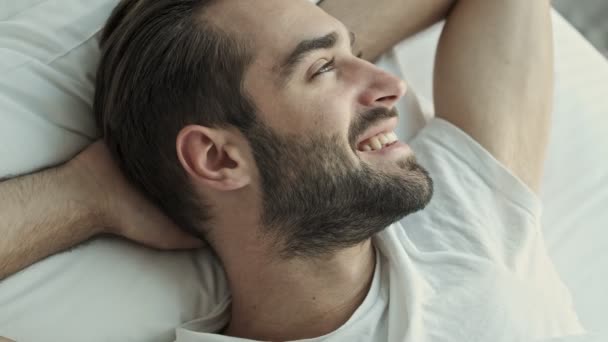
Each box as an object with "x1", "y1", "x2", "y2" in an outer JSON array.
[{"x1": 176, "y1": 125, "x2": 251, "y2": 191}]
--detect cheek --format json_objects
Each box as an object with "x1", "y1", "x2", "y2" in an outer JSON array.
[
  {"x1": 278, "y1": 102, "x2": 351, "y2": 139},
  {"x1": 309, "y1": 101, "x2": 352, "y2": 133},
  {"x1": 264, "y1": 84, "x2": 353, "y2": 137}
]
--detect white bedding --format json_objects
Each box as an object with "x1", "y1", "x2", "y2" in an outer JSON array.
[
  {"x1": 388, "y1": 13, "x2": 608, "y2": 339},
  {"x1": 0, "y1": 3, "x2": 606, "y2": 341}
]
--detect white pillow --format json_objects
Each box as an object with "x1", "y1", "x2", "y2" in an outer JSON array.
[
  {"x1": 0, "y1": 1, "x2": 425, "y2": 341},
  {"x1": 0, "y1": 0, "x2": 108, "y2": 176}
]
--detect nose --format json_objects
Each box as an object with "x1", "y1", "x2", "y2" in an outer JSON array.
[{"x1": 357, "y1": 64, "x2": 407, "y2": 109}]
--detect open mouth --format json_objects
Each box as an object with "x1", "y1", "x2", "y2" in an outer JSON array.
[{"x1": 357, "y1": 131, "x2": 399, "y2": 152}]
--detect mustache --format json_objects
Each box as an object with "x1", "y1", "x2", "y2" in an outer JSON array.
[{"x1": 349, "y1": 107, "x2": 399, "y2": 149}]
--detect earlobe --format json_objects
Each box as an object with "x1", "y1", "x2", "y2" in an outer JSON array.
[{"x1": 176, "y1": 125, "x2": 251, "y2": 191}]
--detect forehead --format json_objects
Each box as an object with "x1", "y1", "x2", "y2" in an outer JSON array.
[{"x1": 206, "y1": 0, "x2": 344, "y2": 62}]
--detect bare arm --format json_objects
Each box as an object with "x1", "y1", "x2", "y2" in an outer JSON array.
[
  {"x1": 0, "y1": 164, "x2": 101, "y2": 280},
  {"x1": 0, "y1": 142, "x2": 202, "y2": 281},
  {"x1": 320, "y1": 0, "x2": 454, "y2": 61},
  {"x1": 434, "y1": 0, "x2": 554, "y2": 194}
]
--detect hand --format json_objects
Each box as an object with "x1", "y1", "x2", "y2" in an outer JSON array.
[{"x1": 69, "y1": 141, "x2": 204, "y2": 250}]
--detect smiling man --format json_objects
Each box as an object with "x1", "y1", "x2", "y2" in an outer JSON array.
[{"x1": 89, "y1": 0, "x2": 585, "y2": 340}]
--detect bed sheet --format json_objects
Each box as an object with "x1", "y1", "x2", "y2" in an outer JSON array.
[{"x1": 389, "y1": 11, "x2": 608, "y2": 338}]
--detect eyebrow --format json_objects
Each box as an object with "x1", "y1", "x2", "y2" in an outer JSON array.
[{"x1": 277, "y1": 30, "x2": 356, "y2": 83}]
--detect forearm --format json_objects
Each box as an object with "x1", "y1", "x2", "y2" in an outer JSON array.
[
  {"x1": 434, "y1": 0, "x2": 553, "y2": 192},
  {"x1": 320, "y1": 0, "x2": 454, "y2": 61},
  {"x1": 0, "y1": 165, "x2": 101, "y2": 280}
]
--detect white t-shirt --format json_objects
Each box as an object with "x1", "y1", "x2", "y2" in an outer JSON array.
[{"x1": 174, "y1": 118, "x2": 586, "y2": 342}]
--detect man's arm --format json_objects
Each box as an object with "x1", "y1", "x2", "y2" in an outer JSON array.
[
  {"x1": 0, "y1": 142, "x2": 202, "y2": 281},
  {"x1": 434, "y1": 0, "x2": 553, "y2": 194},
  {"x1": 324, "y1": 0, "x2": 553, "y2": 194},
  {"x1": 0, "y1": 164, "x2": 102, "y2": 280},
  {"x1": 320, "y1": 0, "x2": 454, "y2": 61}
]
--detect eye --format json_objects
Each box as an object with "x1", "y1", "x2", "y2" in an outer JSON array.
[{"x1": 312, "y1": 57, "x2": 336, "y2": 78}]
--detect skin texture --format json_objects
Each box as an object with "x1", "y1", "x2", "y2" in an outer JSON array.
[
  {"x1": 240, "y1": 109, "x2": 433, "y2": 259},
  {"x1": 0, "y1": 163, "x2": 101, "y2": 281},
  {"x1": 0, "y1": 142, "x2": 203, "y2": 281},
  {"x1": 320, "y1": 0, "x2": 454, "y2": 62},
  {"x1": 434, "y1": 0, "x2": 553, "y2": 193}
]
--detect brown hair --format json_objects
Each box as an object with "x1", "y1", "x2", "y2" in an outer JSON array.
[{"x1": 94, "y1": 0, "x2": 256, "y2": 238}]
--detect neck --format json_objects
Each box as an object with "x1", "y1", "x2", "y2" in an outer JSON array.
[{"x1": 220, "y1": 237, "x2": 376, "y2": 341}]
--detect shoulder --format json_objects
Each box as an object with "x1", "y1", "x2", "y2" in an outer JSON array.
[
  {"x1": 410, "y1": 118, "x2": 541, "y2": 216},
  {"x1": 380, "y1": 119, "x2": 543, "y2": 265}
]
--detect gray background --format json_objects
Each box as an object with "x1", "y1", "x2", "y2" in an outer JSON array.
[{"x1": 554, "y1": 0, "x2": 608, "y2": 56}]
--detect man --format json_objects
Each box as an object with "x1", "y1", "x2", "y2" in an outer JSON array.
[{"x1": 0, "y1": 0, "x2": 585, "y2": 340}]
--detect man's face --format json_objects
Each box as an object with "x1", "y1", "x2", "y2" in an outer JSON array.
[{"x1": 208, "y1": 0, "x2": 433, "y2": 258}]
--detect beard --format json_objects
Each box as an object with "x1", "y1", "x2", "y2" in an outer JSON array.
[{"x1": 244, "y1": 109, "x2": 434, "y2": 259}]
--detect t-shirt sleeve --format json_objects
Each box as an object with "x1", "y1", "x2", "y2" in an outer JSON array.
[
  {"x1": 402, "y1": 117, "x2": 549, "y2": 276},
  {"x1": 394, "y1": 117, "x2": 587, "y2": 340}
]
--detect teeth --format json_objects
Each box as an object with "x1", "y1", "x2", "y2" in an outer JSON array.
[
  {"x1": 359, "y1": 131, "x2": 399, "y2": 152},
  {"x1": 378, "y1": 134, "x2": 389, "y2": 145},
  {"x1": 370, "y1": 137, "x2": 382, "y2": 150},
  {"x1": 386, "y1": 132, "x2": 398, "y2": 143}
]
